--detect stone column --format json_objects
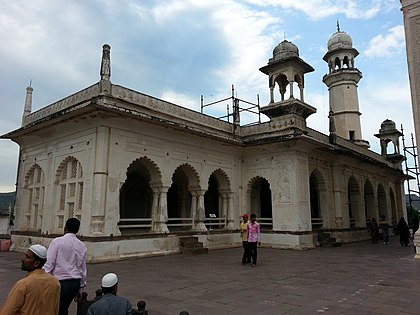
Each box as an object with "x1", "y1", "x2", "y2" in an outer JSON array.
[
  {"x1": 227, "y1": 192, "x2": 235, "y2": 229},
  {"x1": 151, "y1": 187, "x2": 159, "y2": 230},
  {"x1": 289, "y1": 80, "x2": 294, "y2": 98},
  {"x1": 192, "y1": 190, "x2": 207, "y2": 231},
  {"x1": 222, "y1": 193, "x2": 228, "y2": 226},
  {"x1": 90, "y1": 126, "x2": 110, "y2": 236},
  {"x1": 270, "y1": 86, "x2": 275, "y2": 103},
  {"x1": 332, "y1": 165, "x2": 345, "y2": 228},
  {"x1": 152, "y1": 186, "x2": 169, "y2": 233}
]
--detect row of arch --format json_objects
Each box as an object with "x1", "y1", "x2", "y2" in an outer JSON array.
[
  {"x1": 118, "y1": 157, "x2": 273, "y2": 233},
  {"x1": 310, "y1": 169, "x2": 397, "y2": 229},
  {"x1": 21, "y1": 155, "x2": 397, "y2": 234},
  {"x1": 21, "y1": 156, "x2": 274, "y2": 233}
]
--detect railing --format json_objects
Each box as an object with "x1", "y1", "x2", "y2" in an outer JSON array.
[
  {"x1": 259, "y1": 217, "x2": 273, "y2": 230},
  {"x1": 311, "y1": 217, "x2": 323, "y2": 229},
  {"x1": 166, "y1": 218, "x2": 194, "y2": 228},
  {"x1": 118, "y1": 218, "x2": 152, "y2": 229},
  {"x1": 205, "y1": 217, "x2": 226, "y2": 229}
]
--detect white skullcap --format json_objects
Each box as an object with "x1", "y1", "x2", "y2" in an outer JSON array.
[
  {"x1": 29, "y1": 244, "x2": 47, "y2": 259},
  {"x1": 102, "y1": 273, "x2": 118, "y2": 288}
]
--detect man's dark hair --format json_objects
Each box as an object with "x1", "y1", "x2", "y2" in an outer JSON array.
[
  {"x1": 137, "y1": 300, "x2": 146, "y2": 310},
  {"x1": 32, "y1": 253, "x2": 47, "y2": 268},
  {"x1": 66, "y1": 218, "x2": 80, "y2": 233},
  {"x1": 250, "y1": 213, "x2": 257, "y2": 219},
  {"x1": 101, "y1": 286, "x2": 115, "y2": 294}
]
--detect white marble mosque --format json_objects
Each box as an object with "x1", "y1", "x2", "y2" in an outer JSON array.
[{"x1": 2, "y1": 27, "x2": 408, "y2": 262}]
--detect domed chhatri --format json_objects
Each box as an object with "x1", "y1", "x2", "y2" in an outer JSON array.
[
  {"x1": 327, "y1": 31, "x2": 353, "y2": 51},
  {"x1": 380, "y1": 119, "x2": 397, "y2": 132},
  {"x1": 272, "y1": 40, "x2": 299, "y2": 62}
]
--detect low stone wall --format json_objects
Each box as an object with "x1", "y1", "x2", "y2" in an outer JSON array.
[{"x1": 10, "y1": 230, "x2": 319, "y2": 262}]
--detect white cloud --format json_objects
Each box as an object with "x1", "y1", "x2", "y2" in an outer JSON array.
[
  {"x1": 365, "y1": 25, "x2": 405, "y2": 57},
  {"x1": 160, "y1": 90, "x2": 199, "y2": 111},
  {"x1": 242, "y1": 0, "x2": 396, "y2": 20}
]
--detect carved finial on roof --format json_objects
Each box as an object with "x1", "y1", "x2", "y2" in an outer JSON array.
[
  {"x1": 337, "y1": 19, "x2": 340, "y2": 32},
  {"x1": 22, "y1": 82, "x2": 34, "y2": 126},
  {"x1": 100, "y1": 44, "x2": 111, "y2": 81}
]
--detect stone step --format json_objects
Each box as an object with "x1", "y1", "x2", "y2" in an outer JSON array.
[
  {"x1": 182, "y1": 241, "x2": 204, "y2": 249},
  {"x1": 179, "y1": 236, "x2": 199, "y2": 245}
]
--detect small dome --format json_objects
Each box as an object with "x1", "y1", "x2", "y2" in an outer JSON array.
[
  {"x1": 327, "y1": 31, "x2": 353, "y2": 51},
  {"x1": 272, "y1": 40, "x2": 299, "y2": 61},
  {"x1": 379, "y1": 119, "x2": 397, "y2": 133}
]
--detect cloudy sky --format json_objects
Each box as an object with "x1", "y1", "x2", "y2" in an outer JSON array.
[{"x1": 0, "y1": 0, "x2": 414, "y2": 192}]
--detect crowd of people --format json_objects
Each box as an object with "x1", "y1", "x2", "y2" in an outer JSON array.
[
  {"x1": 0, "y1": 218, "x2": 157, "y2": 315},
  {"x1": 0, "y1": 212, "x2": 417, "y2": 314},
  {"x1": 368, "y1": 215, "x2": 418, "y2": 246}
]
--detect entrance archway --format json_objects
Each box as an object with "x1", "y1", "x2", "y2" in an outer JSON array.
[
  {"x1": 248, "y1": 176, "x2": 272, "y2": 230},
  {"x1": 348, "y1": 176, "x2": 361, "y2": 227},
  {"x1": 364, "y1": 180, "x2": 375, "y2": 225},
  {"x1": 204, "y1": 169, "x2": 231, "y2": 229}
]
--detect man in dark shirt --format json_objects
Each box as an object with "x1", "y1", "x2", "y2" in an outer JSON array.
[{"x1": 86, "y1": 273, "x2": 132, "y2": 315}]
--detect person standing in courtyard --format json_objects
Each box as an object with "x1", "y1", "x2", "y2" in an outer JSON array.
[
  {"x1": 0, "y1": 244, "x2": 61, "y2": 315},
  {"x1": 379, "y1": 215, "x2": 389, "y2": 244},
  {"x1": 240, "y1": 213, "x2": 251, "y2": 265},
  {"x1": 247, "y1": 213, "x2": 261, "y2": 267},
  {"x1": 398, "y1": 217, "x2": 410, "y2": 246},
  {"x1": 87, "y1": 273, "x2": 132, "y2": 315},
  {"x1": 44, "y1": 217, "x2": 88, "y2": 315},
  {"x1": 369, "y1": 217, "x2": 379, "y2": 244}
]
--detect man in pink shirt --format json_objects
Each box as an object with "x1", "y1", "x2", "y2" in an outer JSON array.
[
  {"x1": 44, "y1": 218, "x2": 87, "y2": 315},
  {"x1": 246, "y1": 213, "x2": 261, "y2": 267}
]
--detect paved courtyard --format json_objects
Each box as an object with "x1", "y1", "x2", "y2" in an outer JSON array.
[{"x1": 1, "y1": 237, "x2": 420, "y2": 315}]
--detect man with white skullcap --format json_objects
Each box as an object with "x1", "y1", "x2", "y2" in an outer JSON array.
[
  {"x1": 87, "y1": 272, "x2": 132, "y2": 315},
  {"x1": 0, "y1": 244, "x2": 61, "y2": 315}
]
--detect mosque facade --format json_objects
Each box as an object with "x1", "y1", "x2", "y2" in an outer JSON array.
[{"x1": 2, "y1": 28, "x2": 408, "y2": 262}]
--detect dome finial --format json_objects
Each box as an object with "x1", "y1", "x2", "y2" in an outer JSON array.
[{"x1": 337, "y1": 19, "x2": 340, "y2": 32}]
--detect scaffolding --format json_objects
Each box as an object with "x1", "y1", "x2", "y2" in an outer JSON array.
[
  {"x1": 200, "y1": 85, "x2": 261, "y2": 126},
  {"x1": 402, "y1": 125, "x2": 420, "y2": 210}
]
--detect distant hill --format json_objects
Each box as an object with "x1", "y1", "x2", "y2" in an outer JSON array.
[{"x1": 0, "y1": 192, "x2": 15, "y2": 214}]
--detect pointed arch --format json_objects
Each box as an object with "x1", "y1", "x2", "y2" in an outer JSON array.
[
  {"x1": 55, "y1": 156, "x2": 84, "y2": 229},
  {"x1": 167, "y1": 163, "x2": 200, "y2": 224},
  {"x1": 55, "y1": 156, "x2": 83, "y2": 184},
  {"x1": 120, "y1": 157, "x2": 162, "y2": 221},
  {"x1": 309, "y1": 169, "x2": 327, "y2": 229},
  {"x1": 247, "y1": 176, "x2": 272, "y2": 228},
  {"x1": 204, "y1": 169, "x2": 232, "y2": 228},
  {"x1": 364, "y1": 180, "x2": 375, "y2": 224},
  {"x1": 377, "y1": 183, "x2": 387, "y2": 218},
  {"x1": 348, "y1": 175, "x2": 361, "y2": 227},
  {"x1": 23, "y1": 164, "x2": 45, "y2": 230},
  {"x1": 126, "y1": 156, "x2": 162, "y2": 185}
]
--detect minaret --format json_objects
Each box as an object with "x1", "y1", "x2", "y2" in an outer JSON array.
[
  {"x1": 21, "y1": 83, "x2": 33, "y2": 126},
  {"x1": 322, "y1": 25, "x2": 369, "y2": 148},
  {"x1": 99, "y1": 44, "x2": 111, "y2": 94}
]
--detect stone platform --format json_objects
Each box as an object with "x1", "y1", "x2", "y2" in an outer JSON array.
[{"x1": 1, "y1": 237, "x2": 420, "y2": 314}]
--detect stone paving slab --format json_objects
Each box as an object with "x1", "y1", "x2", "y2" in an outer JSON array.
[{"x1": 1, "y1": 237, "x2": 420, "y2": 314}]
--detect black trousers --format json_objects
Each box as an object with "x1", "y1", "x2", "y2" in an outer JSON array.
[
  {"x1": 242, "y1": 241, "x2": 250, "y2": 263},
  {"x1": 248, "y1": 242, "x2": 258, "y2": 264},
  {"x1": 59, "y1": 278, "x2": 81, "y2": 315}
]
